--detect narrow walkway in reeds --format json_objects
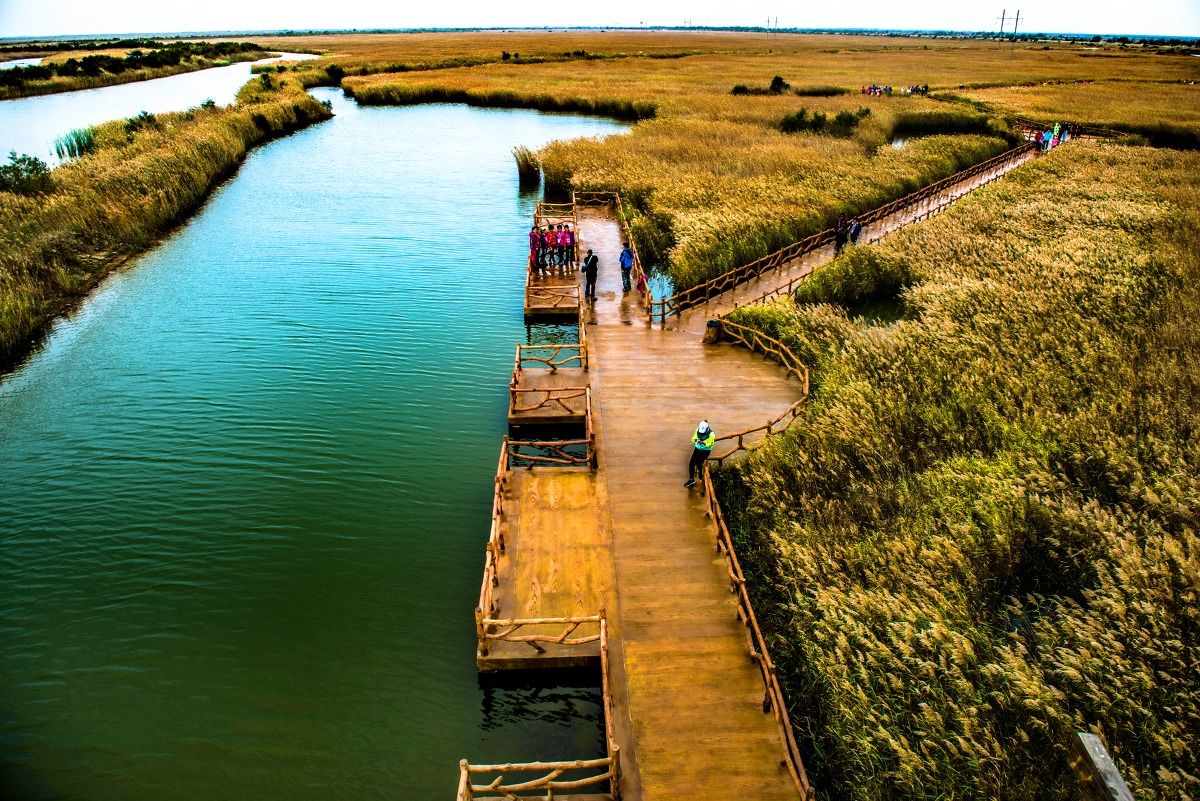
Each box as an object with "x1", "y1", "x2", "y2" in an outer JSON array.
[
  {"x1": 577, "y1": 209, "x2": 805, "y2": 801},
  {"x1": 661, "y1": 144, "x2": 1038, "y2": 334}
]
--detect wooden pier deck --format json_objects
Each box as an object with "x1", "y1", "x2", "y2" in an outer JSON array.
[
  {"x1": 508, "y1": 367, "x2": 589, "y2": 426},
  {"x1": 478, "y1": 464, "x2": 612, "y2": 671},
  {"x1": 576, "y1": 208, "x2": 804, "y2": 801}
]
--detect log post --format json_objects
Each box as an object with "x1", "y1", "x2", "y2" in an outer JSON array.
[{"x1": 1070, "y1": 733, "x2": 1134, "y2": 801}]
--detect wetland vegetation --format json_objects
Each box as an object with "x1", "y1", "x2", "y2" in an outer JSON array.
[
  {"x1": 1, "y1": 28, "x2": 1197, "y2": 801},
  {"x1": 0, "y1": 40, "x2": 273, "y2": 99},
  {"x1": 723, "y1": 142, "x2": 1199, "y2": 801}
]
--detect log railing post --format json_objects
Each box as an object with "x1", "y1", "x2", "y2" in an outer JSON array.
[{"x1": 1070, "y1": 733, "x2": 1135, "y2": 801}]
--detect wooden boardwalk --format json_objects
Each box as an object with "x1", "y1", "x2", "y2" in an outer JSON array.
[
  {"x1": 576, "y1": 208, "x2": 803, "y2": 801},
  {"x1": 460, "y1": 146, "x2": 1041, "y2": 800}
]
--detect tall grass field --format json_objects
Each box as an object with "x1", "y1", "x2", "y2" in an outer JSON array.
[{"x1": 721, "y1": 141, "x2": 1199, "y2": 801}]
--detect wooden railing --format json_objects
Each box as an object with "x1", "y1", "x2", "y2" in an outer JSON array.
[
  {"x1": 721, "y1": 150, "x2": 1030, "y2": 313},
  {"x1": 514, "y1": 322, "x2": 588, "y2": 372},
  {"x1": 506, "y1": 390, "x2": 596, "y2": 468},
  {"x1": 510, "y1": 385, "x2": 588, "y2": 416},
  {"x1": 477, "y1": 438, "x2": 513, "y2": 624},
  {"x1": 702, "y1": 466, "x2": 814, "y2": 801},
  {"x1": 648, "y1": 142, "x2": 1037, "y2": 323},
  {"x1": 572, "y1": 191, "x2": 651, "y2": 316},
  {"x1": 700, "y1": 320, "x2": 810, "y2": 465},
  {"x1": 459, "y1": 617, "x2": 622, "y2": 800},
  {"x1": 525, "y1": 283, "x2": 580, "y2": 310}
]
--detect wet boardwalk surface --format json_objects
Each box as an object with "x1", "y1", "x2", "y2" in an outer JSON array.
[{"x1": 576, "y1": 207, "x2": 803, "y2": 800}]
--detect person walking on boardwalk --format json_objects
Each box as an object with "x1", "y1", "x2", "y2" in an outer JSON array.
[
  {"x1": 581, "y1": 248, "x2": 599, "y2": 300},
  {"x1": 834, "y1": 214, "x2": 850, "y2": 254},
  {"x1": 849, "y1": 217, "x2": 863, "y2": 246},
  {"x1": 618, "y1": 242, "x2": 635, "y2": 292},
  {"x1": 684, "y1": 420, "x2": 715, "y2": 488}
]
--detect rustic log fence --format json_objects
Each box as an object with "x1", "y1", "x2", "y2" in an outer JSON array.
[
  {"x1": 514, "y1": 321, "x2": 588, "y2": 373},
  {"x1": 648, "y1": 142, "x2": 1036, "y2": 324},
  {"x1": 459, "y1": 616, "x2": 622, "y2": 801},
  {"x1": 702, "y1": 466, "x2": 814, "y2": 801},
  {"x1": 720, "y1": 147, "x2": 1033, "y2": 312},
  {"x1": 506, "y1": 390, "x2": 596, "y2": 468},
  {"x1": 525, "y1": 283, "x2": 581, "y2": 310},
  {"x1": 477, "y1": 438, "x2": 513, "y2": 624}
]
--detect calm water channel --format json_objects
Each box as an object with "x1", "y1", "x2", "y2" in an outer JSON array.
[
  {"x1": 0, "y1": 53, "x2": 316, "y2": 163},
  {"x1": 0, "y1": 88, "x2": 627, "y2": 800}
]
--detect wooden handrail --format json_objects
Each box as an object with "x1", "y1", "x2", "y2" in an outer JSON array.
[
  {"x1": 648, "y1": 142, "x2": 1036, "y2": 323},
  {"x1": 510, "y1": 385, "x2": 588, "y2": 415},
  {"x1": 725, "y1": 145, "x2": 1032, "y2": 314},
  {"x1": 461, "y1": 615, "x2": 622, "y2": 800},
  {"x1": 506, "y1": 386, "x2": 595, "y2": 468},
  {"x1": 526, "y1": 283, "x2": 580, "y2": 309},
  {"x1": 702, "y1": 466, "x2": 814, "y2": 801}
]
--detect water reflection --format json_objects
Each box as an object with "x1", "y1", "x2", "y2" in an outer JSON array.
[{"x1": 0, "y1": 52, "x2": 316, "y2": 162}]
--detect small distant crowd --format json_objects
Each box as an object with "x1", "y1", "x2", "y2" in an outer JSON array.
[
  {"x1": 1039, "y1": 122, "x2": 1075, "y2": 151},
  {"x1": 861, "y1": 84, "x2": 929, "y2": 96},
  {"x1": 528, "y1": 223, "x2": 577, "y2": 274}
]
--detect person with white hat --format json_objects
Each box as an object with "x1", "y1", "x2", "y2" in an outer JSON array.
[{"x1": 685, "y1": 419, "x2": 715, "y2": 488}]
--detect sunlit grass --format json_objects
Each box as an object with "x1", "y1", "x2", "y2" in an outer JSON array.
[{"x1": 723, "y1": 141, "x2": 1200, "y2": 801}]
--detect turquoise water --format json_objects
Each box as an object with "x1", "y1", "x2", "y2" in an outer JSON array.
[{"x1": 0, "y1": 88, "x2": 627, "y2": 800}]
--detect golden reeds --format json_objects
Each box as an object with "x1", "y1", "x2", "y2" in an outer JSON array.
[{"x1": 722, "y1": 141, "x2": 1200, "y2": 801}]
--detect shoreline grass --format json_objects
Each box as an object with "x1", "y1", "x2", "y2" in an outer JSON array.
[
  {"x1": 722, "y1": 141, "x2": 1200, "y2": 801},
  {"x1": 0, "y1": 50, "x2": 271, "y2": 100},
  {"x1": 0, "y1": 79, "x2": 332, "y2": 370}
]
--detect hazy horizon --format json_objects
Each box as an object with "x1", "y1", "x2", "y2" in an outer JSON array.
[{"x1": 1, "y1": 0, "x2": 1198, "y2": 40}]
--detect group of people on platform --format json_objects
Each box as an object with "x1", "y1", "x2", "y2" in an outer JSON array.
[
  {"x1": 834, "y1": 215, "x2": 864, "y2": 254},
  {"x1": 528, "y1": 223, "x2": 577, "y2": 274},
  {"x1": 1040, "y1": 121, "x2": 1074, "y2": 151}
]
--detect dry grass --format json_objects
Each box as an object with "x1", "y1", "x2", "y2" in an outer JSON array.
[
  {"x1": 954, "y1": 80, "x2": 1200, "y2": 146},
  {"x1": 722, "y1": 141, "x2": 1200, "y2": 801},
  {"x1": 321, "y1": 33, "x2": 1198, "y2": 289}
]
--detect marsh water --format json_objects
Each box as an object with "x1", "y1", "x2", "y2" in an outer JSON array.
[
  {"x1": 0, "y1": 52, "x2": 317, "y2": 163},
  {"x1": 0, "y1": 88, "x2": 627, "y2": 800}
]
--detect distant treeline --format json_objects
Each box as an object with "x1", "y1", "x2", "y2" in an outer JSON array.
[{"x1": 0, "y1": 41, "x2": 265, "y2": 89}]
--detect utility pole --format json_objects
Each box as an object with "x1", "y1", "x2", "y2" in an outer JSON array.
[
  {"x1": 999, "y1": 9, "x2": 1006, "y2": 49},
  {"x1": 1012, "y1": 9, "x2": 1021, "y2": 51}
]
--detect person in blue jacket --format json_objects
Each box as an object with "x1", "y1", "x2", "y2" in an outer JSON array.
[
  {"x1": 618, "y1": 242, "x2": 635, "y2": 292},
  {"x1": 685, "y1": 420, "x2": 715, "y2": 488}
]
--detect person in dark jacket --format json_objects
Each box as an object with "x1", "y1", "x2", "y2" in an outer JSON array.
[
  {"x1": 834, "y1": 214, "x2": 850, "y2": 254},
  {"x1": 581, "y1": 249, "x2": 599, "y2": 300}
]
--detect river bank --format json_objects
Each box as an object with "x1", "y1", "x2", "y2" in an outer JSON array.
[{"x1": 0, "y1": 80, "x2": 332, "y2": 371}]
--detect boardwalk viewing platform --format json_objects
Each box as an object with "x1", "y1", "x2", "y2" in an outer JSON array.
[{"x1": 457, "y1": 145, "x2": 1040, "y2": 801}]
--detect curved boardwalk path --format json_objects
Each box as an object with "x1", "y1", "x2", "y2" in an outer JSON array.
[
  {"x1": 578, "y1": 208, "x2": 803, "y2": 800},
  {"x1": 575, "y1": 146, "x2": 1039, "y2": 800},
  {"x1": 661, "y1": 145, "x2": 1038, "y2": 335},
  {"x1": 467, "y1": 144, "x2": 1041, "y2": 800}
]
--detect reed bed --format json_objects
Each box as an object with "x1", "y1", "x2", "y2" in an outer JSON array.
[
  {"x1": 953, "y1": 80, "x2": 1200, "y2": 148},
  {"x1": 339, "y1": 35, "x2": 1195, "y2": 290},
  {"x1": 346, "y1": 55, "x2": 1018, "y2": 289},
  {"x1": 721, "y1": 141, "x2": 1200, "y2": 801},
  {"x1": 0, "y1": 80, "x2": 331, "y2": 367}
]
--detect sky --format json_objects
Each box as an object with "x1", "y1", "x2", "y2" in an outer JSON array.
[{"x1": 0, "y1": 0, "x2": 1197, "y2": 38}]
